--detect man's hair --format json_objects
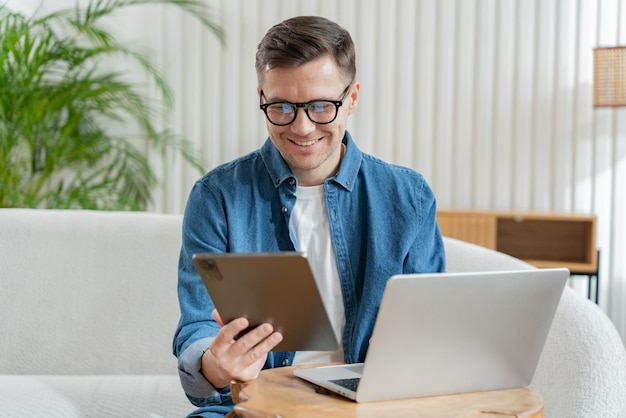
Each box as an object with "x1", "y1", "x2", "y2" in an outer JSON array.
[{"x1": 255, "y1": 16, "x2": 356, "y2": 85}]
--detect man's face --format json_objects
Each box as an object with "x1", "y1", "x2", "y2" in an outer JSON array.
[{"x1": 258, "y1": 55, "x2": 359, "y2": 186}]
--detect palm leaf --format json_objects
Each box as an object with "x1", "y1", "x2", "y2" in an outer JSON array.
[{"x1": 0, "y1": 0, "x2": 224, "y2": 210}]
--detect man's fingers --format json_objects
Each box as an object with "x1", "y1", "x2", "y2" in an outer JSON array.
[
  {"x1": 211, "y1": 317, "x2": 249, "y2": 351},
  {"x1": 232, "y1": 325, "x2": 283, "y2": 365},
  {"x1": 204, "y1": 322, "x2": 283, "y2": 385},
  {"x1": 232, "y1": 323, "x2": 273, "y2": 354},
  {"x1": 250, "y1": 331, "x2": 283, "y2": 358},
  {"x1": 209, "y1": 321, "x2": 282, "y2": 371}
]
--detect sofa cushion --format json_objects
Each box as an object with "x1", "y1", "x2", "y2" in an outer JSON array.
[
  {"x1": 0, "y1": 209, "x2": 184, "y2": 375},
  {"x1": 0, "y1": 375, "x2": 193, "y2": 417}
]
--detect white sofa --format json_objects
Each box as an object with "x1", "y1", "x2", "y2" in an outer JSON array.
[
  {"x1": 1, "y1": 209, "x2": 625, "y2": 417},
  {"x1": 0, "y1": 209, "x2": 194, "y2": 417}
]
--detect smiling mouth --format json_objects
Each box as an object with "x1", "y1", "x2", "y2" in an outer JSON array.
[{"x1": 291, "y1": 138, "x2": 319, "y2": 147}]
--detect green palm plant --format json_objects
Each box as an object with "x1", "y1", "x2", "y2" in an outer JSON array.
[{"x1": 0, "y1": 0, "x2": 224, "y2": 210}]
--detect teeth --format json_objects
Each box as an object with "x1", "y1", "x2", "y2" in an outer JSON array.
[{"x1": 294, "y1": 139, "x2": 317, "y2": 146}]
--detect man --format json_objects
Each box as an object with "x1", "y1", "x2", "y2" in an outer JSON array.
[{"x1": 173, "y1": 15, "x2": 445, "y2": 417}]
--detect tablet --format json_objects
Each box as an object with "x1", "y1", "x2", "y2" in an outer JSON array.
[{"x1": 192, "y1": 251, "x2": 339, "y2": 352}]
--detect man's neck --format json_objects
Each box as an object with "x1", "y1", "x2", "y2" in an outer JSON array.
[{"x1": 295, "y1": 143, "x2": 346, "y2": 186}]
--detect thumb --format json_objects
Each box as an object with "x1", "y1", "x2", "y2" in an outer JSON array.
[{"x1": 212, "y1": 309, "x2": 224, "y2": 327}]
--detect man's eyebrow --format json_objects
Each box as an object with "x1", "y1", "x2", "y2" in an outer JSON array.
[
  {"x1": 260, "y1": 91, "x2": 287, "y2": 103},
  {"x1": 261, "y1": 89, "x2": 340, "y2": 103},
  {"x1": 265, "y1": 95, "x2": 336, "y2": 103}
]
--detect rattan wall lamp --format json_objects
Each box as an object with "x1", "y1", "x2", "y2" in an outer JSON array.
[{"x1": 594, "y1": 46, "x2": 626, "y2": 107}]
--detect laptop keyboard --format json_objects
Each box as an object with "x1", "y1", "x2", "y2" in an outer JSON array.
[{"x1": 329, "y1": 377, "x2": 360, "y2": 391}]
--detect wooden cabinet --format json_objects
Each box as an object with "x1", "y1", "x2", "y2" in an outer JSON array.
[{"x1": 437, "y1": 210, "x2": 598, "y2": 274}]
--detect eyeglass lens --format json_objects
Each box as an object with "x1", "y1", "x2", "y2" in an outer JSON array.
[{"x1": 265, "y1": 101, "x2": 339, "y2": 125}]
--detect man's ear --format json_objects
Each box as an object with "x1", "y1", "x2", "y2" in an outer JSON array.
[{"x1": 347, "y1": 81, "x2": 360, "y2": 114}]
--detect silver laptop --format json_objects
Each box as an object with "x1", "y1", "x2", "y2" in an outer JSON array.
[{"x1": 294, "y1": 268, "x2": 569, "y2": 403}]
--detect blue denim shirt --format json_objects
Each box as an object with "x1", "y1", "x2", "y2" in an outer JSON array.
[{"x1": 173, "y1": 131, "x2": 445, "y2": 415}]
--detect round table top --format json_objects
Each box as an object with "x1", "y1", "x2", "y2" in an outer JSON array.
[{"x1": 227, "y1": 364, "x2": 544, "y2": 418}]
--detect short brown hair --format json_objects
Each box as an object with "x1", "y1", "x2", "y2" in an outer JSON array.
[{"x1": 255, "y1": 16, "x2": 356, "y2": 85}]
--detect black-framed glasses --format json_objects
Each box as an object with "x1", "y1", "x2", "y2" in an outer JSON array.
[{"x1": 259, "y1": 83, "x2": 353, "y2": 126}]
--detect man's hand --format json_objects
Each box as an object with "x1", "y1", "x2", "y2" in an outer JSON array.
[{"x1": 201, "y1": 309, "x2": 283, "y2": 389}]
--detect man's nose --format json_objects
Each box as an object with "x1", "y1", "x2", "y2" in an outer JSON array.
[{"x1": 290, "y1": 108, "x2": 317, "y2": 136}]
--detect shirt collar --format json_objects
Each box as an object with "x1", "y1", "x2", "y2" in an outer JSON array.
[{"x1": 261, "y1": 131, "x2": 362, "y2": 191}]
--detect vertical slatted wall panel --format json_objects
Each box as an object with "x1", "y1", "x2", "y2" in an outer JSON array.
[
  {"x1": 493, "y1": 0, "x2": 516, "y2": 209},
  {"x1": 138, "y1": 0, "x2": 625, "y2": 343}
]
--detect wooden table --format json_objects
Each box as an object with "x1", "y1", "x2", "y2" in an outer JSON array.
[{"x1": 227, "y1": 364, "x2": 544, "y2": 418}]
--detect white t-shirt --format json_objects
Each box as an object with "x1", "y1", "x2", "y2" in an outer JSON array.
[{"x1": 290, "y1": 185, "x2": 345, "y2": 364}]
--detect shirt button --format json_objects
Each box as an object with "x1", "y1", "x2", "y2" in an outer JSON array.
[
  {"x1": 282, "y1": 207, "x2": 288, "y2": 213},
  {"x1": 282, "y1": 358, "x2": 290, "y2": 366},
  {"x1": 275, "y1": 178, "x2": 280, "y2": 185},
  {"x1": 289, "y1": 178, "x2": 295, "y2": 185}
]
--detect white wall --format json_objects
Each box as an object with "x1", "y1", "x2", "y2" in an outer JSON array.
[{"x1": 38, "y1": 0, "x2": 626, "y2": 343}]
